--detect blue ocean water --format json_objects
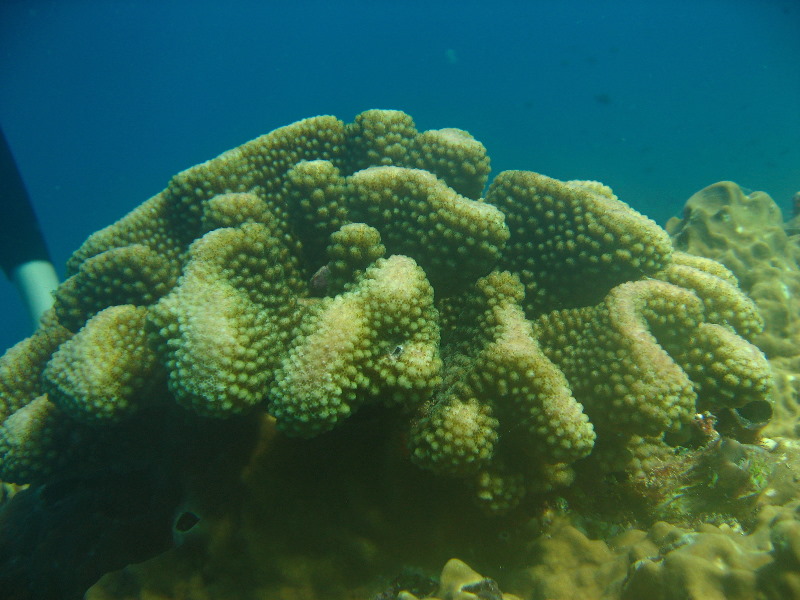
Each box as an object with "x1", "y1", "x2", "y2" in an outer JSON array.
[{"x1": 1, "y1": 0, "x2": 798, "y2": 353}]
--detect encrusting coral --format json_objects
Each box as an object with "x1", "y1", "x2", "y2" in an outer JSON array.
[
  {"x1": 0, "y1": 110, "x2": 775, "y2": 521},
  {"x1": 396, "y1": 558, "x2": 521, "y2": 600},
  {"x1": 666, "y1": 181, "x2": 800, "y2": 437},
  {"x1": 520, "y1": 493, "x2": 800, "y2": 600}
]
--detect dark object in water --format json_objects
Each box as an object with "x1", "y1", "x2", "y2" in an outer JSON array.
[
  {"x1": 0, "y1": 467, "x2": 184, "y2": 600},
  {"x1": 461, "y1": 577, "x2": 504, "y2": 600},
  {"x1": 0, "y1": 125, "x2": 52, "y2": 279},
  {"x1": 0, "y1": 124, "x2": 60, "y2": 328},
  {"x1": 0, "y1": 393, "x2": 257, "y2": 599},
  {"x1": 372, "y1": 567, "x2": 438, "y2": 600},
  {"x1": 174, "y1": 509, "x2": 200, "y2": 532},
  {"x1": 309, "y1": 263, "x2": 331, "y2": 296},
  {"x1": 594, "y1": 93, "x2": 612, "y2": 105}
]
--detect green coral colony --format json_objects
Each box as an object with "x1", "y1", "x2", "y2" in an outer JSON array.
[{"x1": 0, "y1": 109, "x2": 774, "y2": 515}]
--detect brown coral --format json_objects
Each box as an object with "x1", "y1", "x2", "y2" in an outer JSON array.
[
  {"x1": 487, "y1": 170, "x2": 673, "y2": 314},
  {"x1": 666, "y1": 181, "x2": 800, "y2": 436},
  {"x1": 0, "y1": 111, "x2": 772, "y2": 521}
]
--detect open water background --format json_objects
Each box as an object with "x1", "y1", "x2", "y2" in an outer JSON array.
[{"x1": 1, "y1": 0, "x2": 798, "y2": 352}]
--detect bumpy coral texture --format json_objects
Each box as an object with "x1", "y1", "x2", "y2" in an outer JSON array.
[
  {"x1": 270, "y1": 255, "x2": 442, "y2": 437},
  {"x1": 411, "y1": 271, "x2": 595, "y2": 512},
  {"x1": 666, "y1": 181, "x2": 800, "y2": 436},
  {"x1": 487, "y1": 171, "x2": 673, "y2": 313},
  {"x1": 44, "y1": 304, "x2": 158, "y2": 421},
  {"x1": 0, "y1": 110, "x2": 772, "y2": 510},
  {"x1": 149, "y1": 220, "x2": 305, "y2": 417},
  {"x1": 398, "y1": 558, "x2": 521, "y2": 600},
  {"x1": 524, "y1": 498, "x2": 800, "y2": 600}
]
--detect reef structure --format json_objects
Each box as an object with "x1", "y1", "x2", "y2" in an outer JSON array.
[
  {"x1": 0, "y1": 109, "x2": 774, "y2": 513},
  {"x1": 666, "y1": 181, "x2": 800, "y2": 438}
]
